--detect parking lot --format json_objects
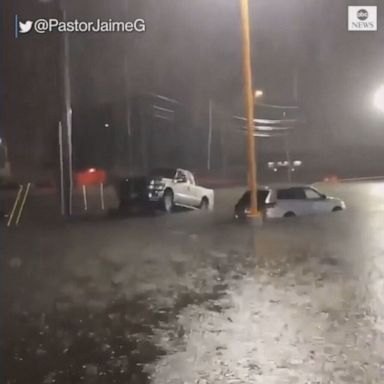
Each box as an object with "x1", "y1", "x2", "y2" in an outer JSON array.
[{"x1": 3, "y1": 181, "x2": 384, "y2": 383}]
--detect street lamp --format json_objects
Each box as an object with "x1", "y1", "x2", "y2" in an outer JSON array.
[
  {"x1": 240, "y1": 0, "x2": 261, "y2": 221},
  {"x1": 254, "y1": 89, "x2": 263, "y2": 99},
  {"x1": 373, "y1": 85, "x2": 384, "y2": 113}
]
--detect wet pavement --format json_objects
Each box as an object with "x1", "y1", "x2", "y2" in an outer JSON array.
[{"x1": 3, "y1": 182, "x2": 384, "y2": 383}]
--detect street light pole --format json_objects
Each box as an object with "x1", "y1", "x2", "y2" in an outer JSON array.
[
  {"x1": 39, "y1": 0, "x2": 73, "y2": 216},
  {"x1": 207, "y1": 99, "x2": 213, "y2": 170},
  {"x1": 60, "y1": 2, "x2": 73, "y2": 217},
  {"x1": 240, "y1": 0, "x2": 260, "y2": 219},
  {"x1": 283, "y1": 111, "x2": 292, "y2": 183}
]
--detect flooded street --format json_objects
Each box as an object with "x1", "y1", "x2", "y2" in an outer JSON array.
[
  {"x1": 3, "y1": 182, "x2": 384, "y2": 383},
  {"x1": 4, "y1": 0, "x2": 384, "y2": 381}
]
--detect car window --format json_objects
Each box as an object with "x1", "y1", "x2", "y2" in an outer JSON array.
[
  {"x1": 239, "y1": 190, "x2": 269, "y2": 206},
  {"x1": 239, "y1": 191, "x2": 250, "y2": 204},
  {"x1": 305, "y1": 188, "x2": 322, "y2": 200},
  {"x1": 258, "y1": 190, "x2": 269, "y2": 207},
  {"x1": 277, "y1": 188, "x2": 306, "y2": 200},
  {"x1": 185, "y1": 171, "x2": 195, "y2": 184},
  {"x1": 175, "y1": 170, "x2": 187, "y2": 182}
]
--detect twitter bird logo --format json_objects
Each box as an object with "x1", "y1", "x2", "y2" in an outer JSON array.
[{"x1": 19, "y1": 20, "x2": 33, "y2": 34}]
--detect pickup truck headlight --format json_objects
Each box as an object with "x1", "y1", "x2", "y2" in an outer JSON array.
[{"x1": 148, "y1": 181, "x2": 165, "y2": 191}]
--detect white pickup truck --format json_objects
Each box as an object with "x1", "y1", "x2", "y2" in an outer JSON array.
[{"x1": 148, "y1": 168, "x2": 214, "y2": 212}]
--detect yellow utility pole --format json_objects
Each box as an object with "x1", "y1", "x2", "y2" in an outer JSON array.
[{"x1": 240, "y1": 0, "x2": 261, "y2": 219}]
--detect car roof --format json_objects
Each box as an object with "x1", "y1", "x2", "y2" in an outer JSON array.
[
  {"x1": 261, "y1": 183, "x2": 313, "y2": 190},
  {"x1": 243, "y1": 183, "x2": 315, "y2": 194}
]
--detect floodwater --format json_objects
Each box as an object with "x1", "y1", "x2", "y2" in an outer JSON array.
[{"x1": 3, "y1": 182, "x2": 384, "y2": 383}]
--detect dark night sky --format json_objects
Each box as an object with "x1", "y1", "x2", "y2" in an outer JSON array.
[{"x1": 2, "y1": 0, "x2": 384, "y2": 177}]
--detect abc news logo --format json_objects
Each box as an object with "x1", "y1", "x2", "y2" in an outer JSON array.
[
  {"x1": 357, "y1": 9, "x2": 369, "y2": 20},
  {"x1": 348, "y1": 6, "x2": 377, "y2": 31}
]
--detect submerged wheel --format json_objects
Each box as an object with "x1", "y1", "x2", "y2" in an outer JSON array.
[
  {"x1": 332, "y1": 206, "x2": 342, "y2": 212},
  {"x1": 284, "y1": 211, "x2": 296, "y2": 218},
  {"x1": 163, "y1": 189, "x2": 174, "y2": 213},
  {"x1": 200, "y1": 197, "x2": 209, "y2": 210}
]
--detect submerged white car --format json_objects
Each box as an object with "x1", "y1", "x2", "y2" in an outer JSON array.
[{"x1": 234, "y1": 184, "x2": 346, "y2": 219}]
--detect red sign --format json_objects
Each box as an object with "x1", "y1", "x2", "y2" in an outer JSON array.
[{"x1": 74, "y1": 168, "x2": 107, "y2": 186}]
